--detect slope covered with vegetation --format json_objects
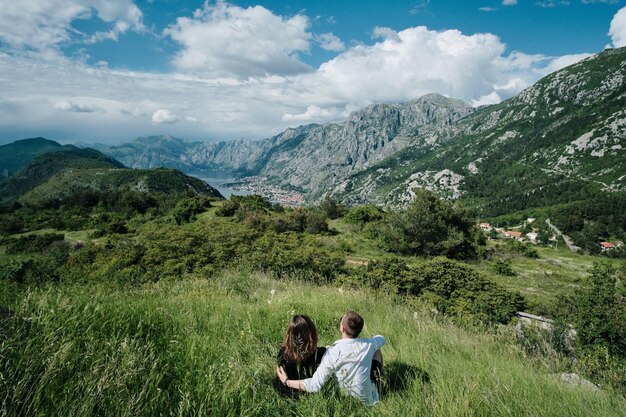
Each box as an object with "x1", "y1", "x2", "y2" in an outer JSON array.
[
  {"x1": 1, "y1": 193, "x2": 624, "y2": 416},
  {"x1": 0, "y1": 137, "x2": 66, "y2": 177},
  {"x1": 2, "y1": 271, "x2": 625, "y2": 417},
  {"x1": 0, "y1": 146, "x2": 125, "y2": 202}
]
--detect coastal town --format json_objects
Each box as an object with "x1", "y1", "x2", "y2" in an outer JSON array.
[{"x1": 225, "y1": 176, "x2": 304, "y2": 207}]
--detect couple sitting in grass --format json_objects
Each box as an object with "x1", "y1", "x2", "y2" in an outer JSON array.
[{"x1": 275, "y1": 311, "x2": 385, "y2": 406}]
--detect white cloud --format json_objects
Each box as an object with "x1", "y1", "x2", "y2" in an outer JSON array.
[
  {"x1": 316, "y1": 33, "x2": 346, "y2": 52},
  {"x1": 372, "y1": 27, "x2": 401, "y2": 41},
  {"x1": 410, "y1": 0, "x2": 431, "y2": 15},
  {"x1": 0, "y1": 15, "x2": 594, "y2": 143},
  {"x1": 479, "y1": 7, "x2": 498, "y2": 12},
  {"x1": 152, "y1": 109, "x2": 181, "y2": 124},
  {"x1": 503, "y1": 0, "x2": 518, "y2": 5},
  {"x1": 282, "y1": 105, "x2": 345, "y2": 122},
  {"x1": 311, "y1": 26, "x2": 544, "y2": 104},
  {"x1": 54, "y1": 100, "x2": 102, "y2": 113},
  {"x1": 0, "y1": 0, "x2": 144, "y2": 53},
  {"x1": 472, "y1": 92, "x2": 502, "y2": 107},
  {"x1": 535, "y1": 1, "x2": 570, "y2": 8},
  {"x1": 164, "y1": 0, "x2": 312, "y2": 79},
  {"x1": 609, "y1": 6, "x2": 626, "y2": 47}
]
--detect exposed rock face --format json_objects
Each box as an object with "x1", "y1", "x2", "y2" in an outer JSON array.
[
  {"x1": 97, "y1": 48, "x2": 626, "y2": 209},
  {"x1": 335, "y1": 47, "x2": 626, "y2": 208},
  {"x1": 101, "y1": 94, "x2": 474, "y2": 198}
]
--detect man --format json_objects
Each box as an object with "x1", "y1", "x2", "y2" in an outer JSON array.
[{"x1": 276, "y1": 311, "x2": 385, "y2": 406}]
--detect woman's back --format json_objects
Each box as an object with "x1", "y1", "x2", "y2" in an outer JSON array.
[{"x1": 276, "y1": 347, "x2": 327, "y2": 395}]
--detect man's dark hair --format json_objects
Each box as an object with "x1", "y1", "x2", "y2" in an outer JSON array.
[{"x1": 342, "y1": 311, "x2": 364, "y2": 338}]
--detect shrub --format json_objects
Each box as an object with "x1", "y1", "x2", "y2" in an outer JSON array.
[
  {"x1": 6, "y1": 233, "x2": 65, "y2": 254},
  {"x1": 558, "y1": 261, "x2": 626, "y2": 359},
  {"x1": 250, "y1": 232, "x2": 345, "y2": 283},
  {"x1": 377, "y1": 189, "x2": 482, "y2": 259},
  {"x1": 344, "y1": 205, "x2": 385, "y2": 225},
  {"x1": 406, "y1": 257, "x2": 525, "y2": 324},
  {"x1": 0, "y1": 256, "x2": 63, "y2": 283},
  {"x1": 349, "y1": 257, "x2": 413, "y2": 293},
  {"x1": 318, "y1": 196, "x2": 346, "y2": 220},
  {"x1": 171, "y1": 196, "x2": 212, "y2": 225},
  {"x1": 216, "y1": 195, "x2": 271, "y2": 217},
  {"x1": 304, "y1": 209, "x2": 329, "y2": 234},
  {"x1": 492, "y1": 258, "x2": 516, "y2": 276},
  {"x1": 0, "y1": 214, "x2": 23, "y2": 234},
  {"x1": 216, "y1": 199, "x2": 240, "y2": 217}
]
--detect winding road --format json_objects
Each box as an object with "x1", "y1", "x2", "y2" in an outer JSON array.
[{"x1": 545, "y1": 218, "x2": 581, "y2": 252}]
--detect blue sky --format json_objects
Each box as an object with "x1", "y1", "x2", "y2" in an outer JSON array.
[{"x1": 1, "y1": 0, "x2": 625, "y2": 143}]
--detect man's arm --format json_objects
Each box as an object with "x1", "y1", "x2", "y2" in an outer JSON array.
[
  {"x1": 276, "y1": 350, "x2": 335, "y2": 392},
  {"x1": 372, "y1": 335, "x2": 385, "y2": 350}
]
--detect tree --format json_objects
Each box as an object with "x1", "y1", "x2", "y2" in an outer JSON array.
[
  {"x1": 172, "y1": 196, "x2": 211, "y2": 225},
  {"x1": 377, "y1": 189, "x2": 482, "y2": 259},
  {"x1": 560, "y1": 261, "x2": 626, "y2": 358},
  {"x1": 318, "y1": 196, "x2": 346, "y2": 220}
]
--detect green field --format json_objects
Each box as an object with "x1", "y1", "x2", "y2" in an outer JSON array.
[
  {"x1": 1, "y1": 198, "x2": 624, "y2": 416},
  {"x1": 2, "y1": 272, "x2": 625, "y2": 417}
]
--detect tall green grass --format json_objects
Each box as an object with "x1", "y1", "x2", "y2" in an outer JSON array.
[{"x1": 1, "y1": 271, "x2": 624, "y2": 416}]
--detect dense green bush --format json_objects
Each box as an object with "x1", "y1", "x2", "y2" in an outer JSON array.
[
  {"x1": 0, "y1": 253, "x2": 67, "y2": 283},
  {"x1": 492, "y1": 258, "x2": 516, "y2": 276},
  {"x1": 171, "y1": 196, "x2": 212, "y2": 225},
  {"x1": 407, "y1": 258, "x2": 525, "y2": 324},
  {"x1": 5, "y1": 233, "x2": 65, "y2": 254},
  {"x1": 318, "y1": 196, "x2": 346, "y2": 220},
  {"x1": 377, "y1": 189, "x2": 483, "y2": 259},
  {"x1": 216, "y1": 195, "x2": 272, "y2": 217},
  {"x1": 250, "y1": 232, "x2": 345, "y2": 283},
  {"x1": 552, "y1": 261, "x2": 626, "y2": 394},
  {"x1": 558, "y1": 261, "x2": 626, "y2": 358},
  {"x1": 342, "y1": 257, "x2": 412, "y2": 293},
  {"x1": 344, "y1": 205, "x2": 385, "y2": 225},
  {"x1": 340, "y1": 257, "x2": 524, "y2": 325}
]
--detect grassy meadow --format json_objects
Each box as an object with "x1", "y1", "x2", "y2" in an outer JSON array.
[
  {"x1": 1, "y1": 198, "x2": 625, "y2": 416},
  {"x1": 2, "y1": 270, "x2": 625, "y2": 417}
]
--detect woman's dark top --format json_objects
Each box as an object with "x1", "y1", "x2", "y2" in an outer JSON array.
[{"x1": 275, "y1": 346, "x2": 327, "y2": 396}]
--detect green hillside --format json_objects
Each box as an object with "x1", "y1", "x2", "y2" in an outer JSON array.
[
  {"x1": 1, "y1": 194, "x2": 624, "y2": 417},
  {"x1": 2, "y1": 272, "x2": 625, "y2": 417},
  {"x1": 338, "y1": 48, "x2": 626, "y2": 248},
  {"x1": 0, "y1": 137, "x2": 65, "y2": 177},
  {"x1": 0, "y1": 146, "x2": 125, "y2": 202},
  {"x1": 342, "y1": 47, "x2": 626, "y2": 210},
  {"x1": 0, "y1": 143, "x2": 223, "y2": 205},
  {"x1": 18, "y1": 167, "x2": 223, "y2": 206}
]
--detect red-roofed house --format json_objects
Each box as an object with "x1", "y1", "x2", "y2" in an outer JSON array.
[
  {"x1": 479, "y1": 223, "x2": 492, "y2": 231},
  {"x1": 600, "y1": 241, "x2": 616, "y2": 252},
  {"x1": 503, "y1": 230, "x2": 524, "y2": 241}
]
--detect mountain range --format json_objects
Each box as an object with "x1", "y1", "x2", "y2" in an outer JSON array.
[{"x1": 92, "y1": 47, "x2": 625, "y2": 217}]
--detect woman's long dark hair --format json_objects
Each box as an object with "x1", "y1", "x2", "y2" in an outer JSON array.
[{"x1": 281, "y1": 315, "x2": 318, "y2": 362}]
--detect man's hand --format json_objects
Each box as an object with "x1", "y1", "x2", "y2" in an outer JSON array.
[{"x1": 276, "y1": 366, "x2": 287, "y2": 384}]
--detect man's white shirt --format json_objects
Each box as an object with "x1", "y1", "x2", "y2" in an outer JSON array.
[{"x1": 302, "y1": 335, "x2": 385, "y2": 406}]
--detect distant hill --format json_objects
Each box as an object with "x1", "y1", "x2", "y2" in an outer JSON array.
[
  {"x1": 0, "y1": 146, "x2": 125, "y2": 202},
  {"x1": 18, "y1": 167, "x2": 223, "y2": 207},
  {"x1": 0, "y1": 137, "x2": 67, "y2": 177},
  {"x1": 95, "y1": 135, "x2": 202, "y2": 171},
  {"x1": 0, "y1": 143, "x2": 222, "y2": 204}
]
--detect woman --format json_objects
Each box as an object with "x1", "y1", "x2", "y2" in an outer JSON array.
[{"x1": 275, "y1": 314, "x2": 326, "y2": 396}]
